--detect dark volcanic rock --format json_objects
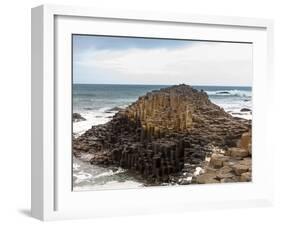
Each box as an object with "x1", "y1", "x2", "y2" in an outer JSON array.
[
  {"x1": 73, "y1": 84, "x2": 251, "y2": 183},
  {"x1": 216, "y1": 91, "x2": 230, "y2": 95},
  {"x1": 108, "y1": 106, "x2": 123, "y2": 112},
  {"x1": 105, "y1": 107, "x2": 123, "y2": 113},
  {"x1": 240, "y1": 108, "x2": 251, "y2": 112},
  {"x1": 73, "y1": 113, "x2": 86, "y2": 122}
]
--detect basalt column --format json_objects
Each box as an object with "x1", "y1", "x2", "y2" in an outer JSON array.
[{"x1": 73, "y1": 84, "x2": 251, "y2": 182}]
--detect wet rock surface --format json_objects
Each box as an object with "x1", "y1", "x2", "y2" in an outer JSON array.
[
  {"x1": 105, "y1": 106, "x2": 124, "y2": 113},
  {"x1": 240, "y1": 108, "x2": 251, "y2": 112},
  {"x1": 73, "y1": 113, "x2": 86, "y2": 122},
  {"x1": 73, "y1": 84, "x2": 251, "y2": 185}
]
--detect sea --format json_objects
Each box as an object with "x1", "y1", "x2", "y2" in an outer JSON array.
[{"x1": 72, "y1": 84, "x2": 252, "y2": 191}]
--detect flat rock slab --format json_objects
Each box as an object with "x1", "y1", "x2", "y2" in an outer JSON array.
[
  {"x1": 209, "y1": 154, "x2": 230, "y2": 169},
  {"x1": 240, "y1": 172, "x2": 252, "y2": 182},
  {"x1": 196, "y1": 173, "x2": 219, "y2": 184},
  {"x1": 229, "y1": 147, "x2": 249, "y2": 158},
  {"x1": 232, "y1": 164, "x2": 249, "y2": 175},
  {"x1": 216, "y1": 166, "x2": 235, "y2": 179}
]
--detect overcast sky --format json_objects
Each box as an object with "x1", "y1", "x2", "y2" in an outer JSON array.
[{"x1": 73, "y1": 35, "x2": 252, "y2": 86}]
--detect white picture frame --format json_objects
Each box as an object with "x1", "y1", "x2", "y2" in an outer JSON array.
[{"x1": 31, "y1": 4, "x2": 274, "y2": 221}]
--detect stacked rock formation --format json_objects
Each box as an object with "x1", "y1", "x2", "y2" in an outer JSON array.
[
  {"x1": 195, "y1": 131, "x2": 252, "y2": 184},
  {"x1": 73, "y1": 84, "x2": 251, "y2": 183}
]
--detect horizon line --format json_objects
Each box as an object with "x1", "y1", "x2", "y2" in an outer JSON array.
[{"x1": 72, "y1": 83, "x2": 252, "y2": 87}]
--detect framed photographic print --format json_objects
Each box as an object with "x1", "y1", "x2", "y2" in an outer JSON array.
[{"x1": 31, "y1": 4, "x2": 274, "y2": 221}]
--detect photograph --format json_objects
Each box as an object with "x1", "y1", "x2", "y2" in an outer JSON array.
[{"x1": 72, "y1": 34, "x2": 252, "y2": 191}]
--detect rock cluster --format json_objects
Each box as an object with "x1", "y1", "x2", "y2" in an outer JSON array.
[
  {"x1": 195, "y1": 131, "x2": 252, "y2": 183},
  {"x1": 73, "y1": 113, "x2": 86, "y2": 122},
  {"x1": 73, "y1": 84, "x2": 251, "y2": 184}
]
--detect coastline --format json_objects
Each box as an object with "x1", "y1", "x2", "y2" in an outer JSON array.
[
  {"x1": 73, "y1": 84, "x2": 252, "y2": 136},
  {"x1": 72, "y1": 84, "x2": 252, "y2": 191}
]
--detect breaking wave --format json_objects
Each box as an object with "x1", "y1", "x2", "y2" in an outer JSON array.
[{"x1": 206, "y1": 89, "x2": 251, "y2": 98}]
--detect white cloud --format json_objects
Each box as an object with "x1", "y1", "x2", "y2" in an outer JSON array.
[{"x1": 75, "y1": 42, "x2": 252, "y2": 86}]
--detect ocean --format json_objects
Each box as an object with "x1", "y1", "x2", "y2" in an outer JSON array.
[{"x1": 72, "y1": 84, "x2": 252, "y2": 191}]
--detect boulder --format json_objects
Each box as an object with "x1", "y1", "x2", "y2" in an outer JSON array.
[
  {"x1": 209, "y1": 154, "x2": 230, "y2": 169},
  {"x1": 248, "y1": 144, "x2": 252, "y2": 156},
  {"x1": 229, "y1": 147, "x2": 249, "y2": 158},
  {"x1": 217, "y1": 91, "x2": 230, "y2": 94},
  {"x1": 196, "y1": 173, "x2": 219, "y2": 184},
  {"x1": 105, "y1": 106, "x2": 123, "y2": 113},
  {"x1": 240, "y1": 172, "x2": 252, "y2": 182},
  {"x1": 239, "y1": 157, "x2": 251, "y2": 167},
  {"x1": 220, "y1": 178, "x2": 236, "y2": 183},
  {"x1": 232, "y1": 164, "x2": 249, "y2": 175},
  {"x1": 216, "y1": 166, "x2": 235, "y2": 179},
  {"x1": 238, "y1": 132, "x2": 251, "y2": 151},
  {"x1": 240, "y1": 108, "x2": 251, "y2": 112},
  {"x1": 73, "y1": 113, "x2": 86, "y2": 122}
]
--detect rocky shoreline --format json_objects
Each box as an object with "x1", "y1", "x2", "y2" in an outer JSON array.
[
  {"x1": 73, "y1": 84, "x2": 251, "y2": 186},
  {"x1": 195, "y1": 131, "x2": 251, "y2": 184},
  {"x1": 73, "y1": 112, "x2": 86, "y2": 122}
]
